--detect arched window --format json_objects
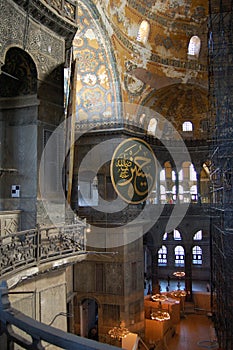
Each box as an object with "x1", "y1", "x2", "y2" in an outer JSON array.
[
  {"x1": 174, "y1": 245, "x2": 185, "y2": 267},
  {"x1": 174, "y1": 229, "x2": 182, "y2": 240},
  {"x1": 179, "y1": 169, "x2": 183, "y2": 181},
  {"x1": 163, "y1": 232, "x2": 168, "y2": 240},
  {"x1": 179, "y1": 162, "x2": 197, "y2": 203},
  {"x1": 160, "y1": 185, "x2": 166, "y2": 203},
  {"x1": 188, "y1": 36, "x2": 201, "y2": 58},
  {"x1": 193, "y1": 230, "x2": 202, "y2": 240},
  {"x1": 137, "y1": 20, "x2": 150, "y2": 45},
  {"x1": 178, "y1": 185, "x2": 184, "y2": 202},
  {"x1": 78, "y1": 173, "x2": 98, "y2": 206},
  {"x1": 171, "y1": 170, "x2": 177, "y2": 201},
  {"x1": 172, "y1": 185, "x2": 176, "y2": 201},
  {"x1": 192, "y1": 246, "x2": 202, "y2": 265},
  {"x1": 189, "y1": 164, "x2": 197, "y2": 181},
  {"x1": 158, "y1": 245, "x2": 167, "y2": 266},
  {"x1": 182, "y1": 121, "x2": 193, "y2": 132},
  {"x1": 172, "y1": 170, "x2": 176, "y2": 182},
  {"x1": 139, "y1": 113, "x2": 146, "y2": 126},
  {"x1": 160, "y1": 161, "x2": 174, "y2": 203},
  {"x1": 160, "y1": 169, "x2": 165, "y2": 181},
  {"x1": 190, "y1": 185, "x2": 197, "y2": 202},
  {"x1": 147, "y1": 118, "x2": 157, "y2": 135}
]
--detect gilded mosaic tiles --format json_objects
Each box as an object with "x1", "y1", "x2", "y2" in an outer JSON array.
[{"x1": 73, "y1": 1, "x2": 121, "y2": 124}]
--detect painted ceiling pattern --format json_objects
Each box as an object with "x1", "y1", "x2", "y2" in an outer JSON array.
[
  {"x1": 142, "y1": 83, "x2": 209, "y2": 139},
  {"x1": 70, "y1": 0, "x2": 208, "y2": 139},
  {"x1": 73, "y1": 1, "x2": 120, "y2": 125},
  {"x1": 149, "y1": 83, "x2": 208, "y2": 117},
  {"x1": 127, "y1": 0, "x2": 206, "y2": 23}
]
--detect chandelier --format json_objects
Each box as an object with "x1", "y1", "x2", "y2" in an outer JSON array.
[
  {"x1": 171, "y1": 289, "x2": 187, "y2": 298},
  {"x1": 108, "y1": 321, "x2": 129, "y2": 340},
  {"x1": 171, "y1": 271, "x2": 186, "y2": 297},
  {"x1": 151, "y1": 310, "x2": 170, "y2": 322},
  {"x1": 151, "y1": 293, "x2": 168, "y2": 302},
  {"x1": 173, "y1": 271, "x2": 185, "y2": 278},
  {"x1": 151, "y1": 293, "x2": 170, "y2": 322}
]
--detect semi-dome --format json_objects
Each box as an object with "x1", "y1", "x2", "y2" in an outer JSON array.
[{"x1": 142, "y1": 83, "x2": 209, "y2": 139}]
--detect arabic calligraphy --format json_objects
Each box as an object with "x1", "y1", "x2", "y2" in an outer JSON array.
[{"x1": 110, "y1": 138, "x2": 157, "y2": 204}]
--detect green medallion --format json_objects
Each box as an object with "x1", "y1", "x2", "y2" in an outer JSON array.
[{"x1": 110, "y1": 138, "x2": 157, "y2": 204}]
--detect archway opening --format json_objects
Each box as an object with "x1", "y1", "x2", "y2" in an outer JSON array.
[{"x1": 80, "y1": 298, "x2": 98, "y2": 340}]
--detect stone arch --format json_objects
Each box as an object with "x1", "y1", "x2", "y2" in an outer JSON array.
[{"x1": 0, "y1": 47, "x2": 37, "y2": 97}]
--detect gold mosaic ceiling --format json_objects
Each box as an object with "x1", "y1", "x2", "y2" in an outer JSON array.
[{"x1": 73, "y1": 0, "x2": 209, "y2": 138}]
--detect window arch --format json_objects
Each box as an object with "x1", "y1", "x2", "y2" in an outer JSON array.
[
  {"x1": 160, "y1": 161, "x2": 175, "y2": 203},
  {"x1": 172, "y1": 170, "x2": 176, "y2": 182},
  {"x1": 137, "y1": 20, "x2": 150, "y2": 44},
  {"x1": 160, "y1": 169, "x2": 165, "y2": 181},
  {"x1": 174, "y1": 245, "x2": 185, "y2": 267},
  {"x1": 0, "y1": 47, "x2": 37, "y2": 97},
  {"x1": 147, "y1": 118, "x2": 157, "y2": 135},
  {"x1": 139, "y1": 113, "x2": 146, "y2": 126},
  {"x1": 182, "y1": 121, "x2": 193, "y2": 132},
  {"x1": 193, "y1": 230, "x2": 202, "y2": 240},
  {"x1": 158, "y1": 245, "x2": 167, "y2": 266},
  {"x1": 188, "y1": 35, "x2": 201, "y2": 58},
  {"x1": 174, "y1": 229, "x2": 182, "y2": 240},
  {"x1": 192, "y1": 245, "x2": 202, "y2": 265},
  {"x1": 189, "y1": 164, "x2": 197, "y2": 181},
  {"x1": 179, "y1": 162, "x2": 197, "y2": 203},
  {"x1": 78, "y1": 172, "x2": 99, "y2": 206}
]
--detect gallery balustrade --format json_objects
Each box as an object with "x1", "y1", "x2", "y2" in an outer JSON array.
[{"x1": 0, "y1": 222, "x2": 86, "y2": 280}]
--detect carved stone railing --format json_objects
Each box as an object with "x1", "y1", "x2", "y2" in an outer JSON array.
[
  {"x1": 0, "y1": 210, "x2": 21, "y2": 237},
  {"x1": 0, "y1": 281, "x2": 119, "y2": 350},
  {"x1": 78, "y1": 203, "x2": 210, "y2": 226},
  {"x1": 13, "y1": 0, "x2": 77, "y2": 22},
  {"x1": 45, "y1": 0, "x2": 77, "y2": 21},
  {"x1": 0, "y1": 222, "x2": 86, "y2": 280}
]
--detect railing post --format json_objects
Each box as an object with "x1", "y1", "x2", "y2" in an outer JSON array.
[
  {"x1": 0, "y1": 281, "x2": 11, "y2": 350},
  {"x1": 0, "y1": 280, "x2": 10, "y2": 311},
  {"x1": 36, "y1": 224, "x2": 41, "y2": 263}
]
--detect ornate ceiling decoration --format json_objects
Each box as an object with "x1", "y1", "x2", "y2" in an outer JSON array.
[
  {"x1": 148, "y1": 83, "x2": 208, "y2": 118},
  {"x1": 73, "y1": 0, "x2": 121, "y2": 126}
]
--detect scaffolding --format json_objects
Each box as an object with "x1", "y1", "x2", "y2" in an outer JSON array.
[{"x1": 208, "y1": 0, "x2": 233, "y2": 349}]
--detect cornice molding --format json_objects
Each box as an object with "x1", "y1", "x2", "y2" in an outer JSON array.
[{"x1": 13, "y1": 0, "x2": 78, "y2": 49}]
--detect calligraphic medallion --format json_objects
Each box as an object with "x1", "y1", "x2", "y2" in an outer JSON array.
[{"x1": 110, "y1": 138, "x2": 157, "y2": 204}]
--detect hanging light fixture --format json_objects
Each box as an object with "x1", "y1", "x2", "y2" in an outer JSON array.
[
  {"x1": 171, "y1": 289, "x2": 187, "y2": 298},
  {"x1": 173, "y1": 271, "x2": 185, "y2": 278},
  {"x1": 108, "y1": 321, "x2": 129, "y2": 340},
  {"x1": 171, "y1": 271, "x2": 186, "y2": 297},
  {"x1": 150, "y1": 294, "x2": 170, "y2": 322},
  {"x1": 151, "y1": 293, "x2": 168, "y2": 302},
  {"x1": 151, "y1": 310, "x2": 170, "y2": 322}
]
